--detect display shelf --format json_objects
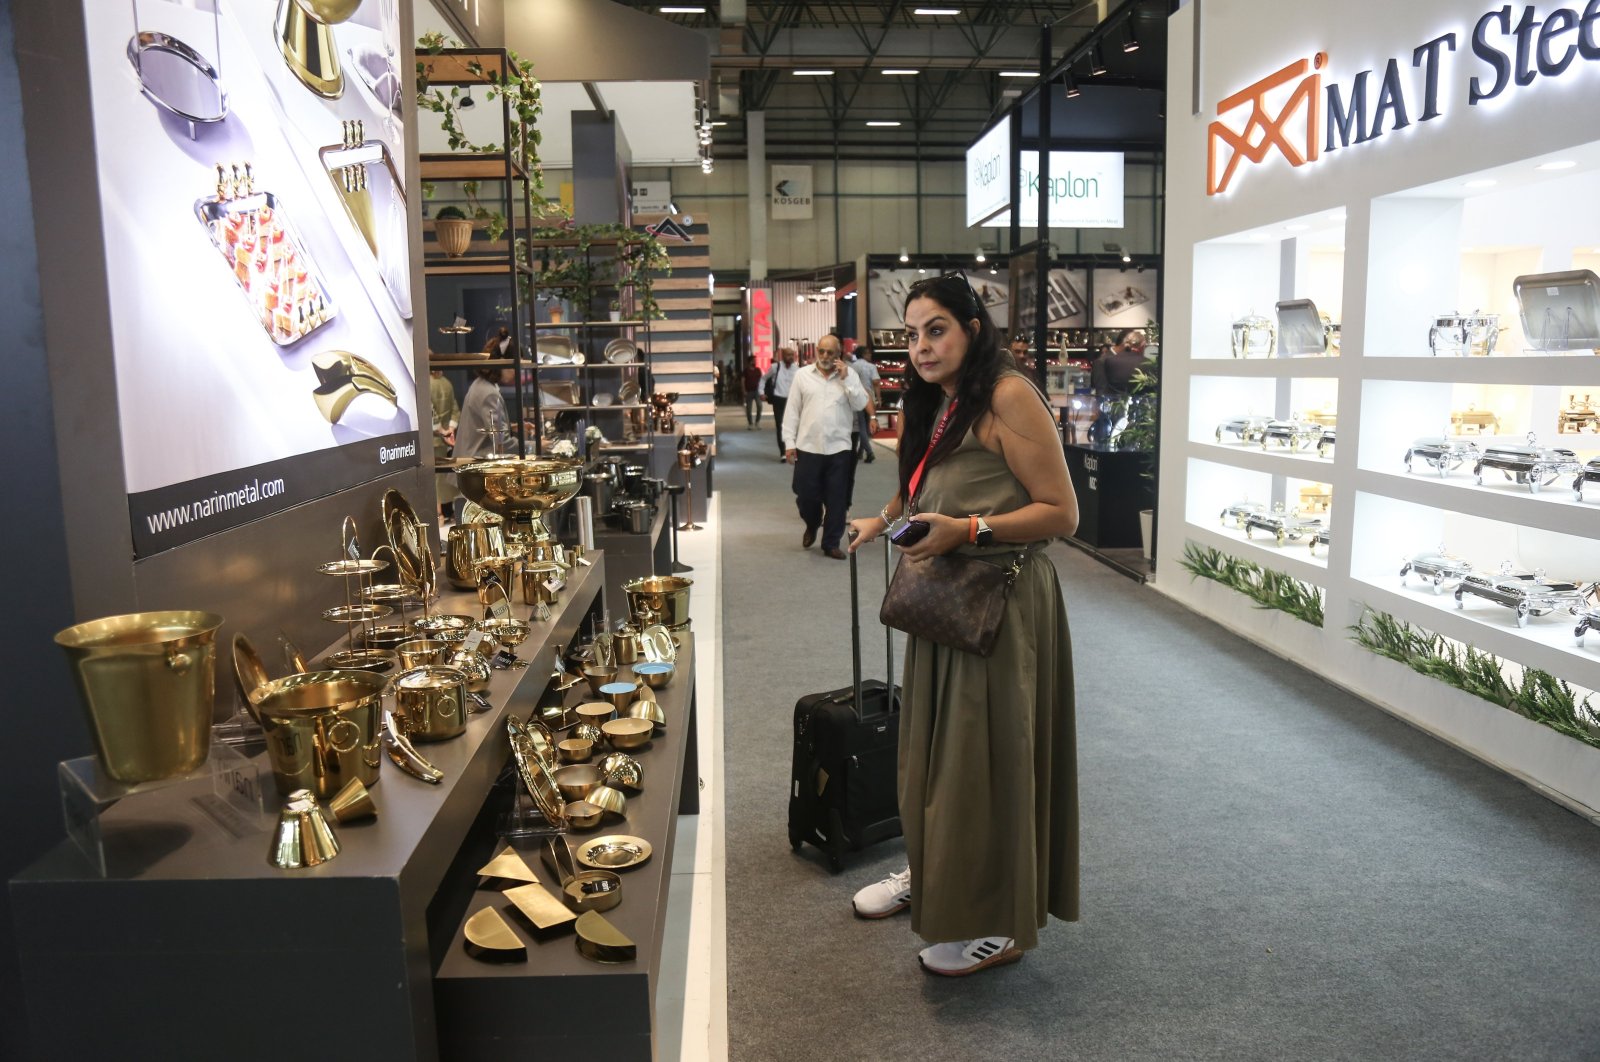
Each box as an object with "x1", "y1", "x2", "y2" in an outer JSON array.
[
  {"x1": 1355, "y1": 469, "x2": 1600, "y2": 539},
  {"x1": 426, "y1": 259, "x2": 535, "y2": 277},
  {"x1": 1362, "y1": 357, "x2": 1600, "y2": 383},
  {"x1": 1191, "y1": 439, "x2": 1335, "y2": 476},
  {"x1": 1186, "y1": 520, "x2": 1330, "y2": 581},
  {"x1": 432, "y1": 358, "x2": 515, "y2": 368},
  {"x1": 1350, "y1": 578, "x2": 1600, "y2": 697},
  {"x1": 420, "y1": 152, "x2": 529, "y2": 183},
  {"x1": 535, "y1": 320, "x2": 647, "y2": 330},
  {"x1": 1175, "y1": 357, "x2": 1343, "y2": 375}
]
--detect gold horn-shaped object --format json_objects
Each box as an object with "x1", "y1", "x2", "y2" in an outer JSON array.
[
  {"x1": 477, "y1": 848, "x2": 540, "y2": 891},
  {"x1": 311, "y1": 350, "x2": 398, "y2": 423},
  {"x1": 327, "y1": 777, "x2": 376, "y2": 823},
  {"x1": 268, "y1": 790, "x2": 341, "y2": 869},
  {"x1": 463, "y1": 907, "x2": 526, "y2": 963},
  {"x1": 274, "y1": 0, "x2": 361, "y2": 100}
]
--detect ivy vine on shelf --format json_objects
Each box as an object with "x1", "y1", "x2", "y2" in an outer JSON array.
[
  {"x1": 1180, "y1": 542, "x2": 1325, "y2": 626},
  {"x1": 1349, "y1": 609, "x2": 1600, "y2": 750},
  {"x1": 527, "y1": 224, "x2": 672, "y2": 321}
]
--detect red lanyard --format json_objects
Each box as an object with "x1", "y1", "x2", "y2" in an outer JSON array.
[{"x1": 907, "y1": 398, "x2": 958, "y2": 503}]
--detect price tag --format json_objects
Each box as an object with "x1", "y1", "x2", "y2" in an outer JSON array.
[
  {"x1": 461, "y1": 630, "x2": 486, "y2": 656},
  {"x1": 575, "y1": 556, "x2": 593, "y2": 567},
  {"x1": 545, "y1": 577, "x2": 565, "y2": 594},
  {"x1": 346, "y1": 537, "x2": 361, "y2": 562},
  {"x1": 488, "y1": 593, "x2": 513, "y2": 622}
]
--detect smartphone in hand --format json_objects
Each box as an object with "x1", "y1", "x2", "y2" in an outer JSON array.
[{"x1": 888, "y1": 518, "x2": 931, "y2": 546}]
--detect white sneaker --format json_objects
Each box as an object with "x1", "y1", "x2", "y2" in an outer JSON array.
[
  {"x1": 917, "y1": 936, "x2": 1021, "y2": 977},
  {"x1": 851, "y1": 866, "x2": 911, "y2": 919}
]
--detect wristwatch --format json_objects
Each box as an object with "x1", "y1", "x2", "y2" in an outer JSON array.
[{"x1": 974, "y1": 516, "x2": 994, "y2": 547}]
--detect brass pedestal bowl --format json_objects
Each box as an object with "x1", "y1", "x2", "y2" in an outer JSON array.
[{"x1": 457, "y1": 457, "x2": 584, "y2": 547}]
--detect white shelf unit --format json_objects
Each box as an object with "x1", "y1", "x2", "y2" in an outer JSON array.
[{"x1": 1160, "y1": 0, "x2": 1600, "y2": 820}]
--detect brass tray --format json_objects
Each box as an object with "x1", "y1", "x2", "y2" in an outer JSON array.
[
  {"x1": 507, "y1": 717, "x2": 566, "y2": 827},
  {"x1": 575, "y1": 834, "x2": 652, "y2": 871}
]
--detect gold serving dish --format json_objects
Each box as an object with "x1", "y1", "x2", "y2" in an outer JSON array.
[
  {"x1": 601, "y1": 717, "x2": 653, "y2": 750},
  {"x1": 505, "y1": 882, "x2": 576, "y2": 933},
  {"x1": 411, "y1": 614, "x2": 474, "y2": 642},
  {"x1": 576, "y1": 834, "x2": 653, "y2": 871},
  {"x1": 574, "y1": 910, "x2": 636, "y2": 963},
  {"x1": 554, "y1": 764, "x2": 603, "y2": 801},
  {"x1": 507, "y1": 716, "x2": 565, "y2": 826},
  {"x1": 563, "y1": 800, "x2": 605, "y2": 829},
  {"x1": 598, "y1": 752, "x2": 643, "y2": 791},
  {"x1": 359, "y1": 622, "x2": 413, "y2": 650},
  {"x1": 463, "y1": 907, "x2": 526, "y2": 963},
  {"x1": 632, "y1": 661, "x2": 674, "y2": 690},
  {"x1": 456, "y1": 457, "x2": 585, "y2": 545},
  {"x1": 233, "y1": 632, "x2": 271, "y2": 715},
  {"x1": 324, "y1": 647, "x2": 397, "y2": 674},
  {"x1": 586, "y1": 785, "x2": 627, "y2": 816},
  {"x1": 478, "y1": 617, "x2": 531, "y2": 651}
]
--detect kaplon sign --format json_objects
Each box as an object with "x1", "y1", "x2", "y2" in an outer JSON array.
[{"x1": 1206, "y1": 2, "x2": 1600, "y2": 195}]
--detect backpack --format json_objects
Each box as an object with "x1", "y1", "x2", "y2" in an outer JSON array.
[{"x1": 764, "y1": 369, "x2": 778, "y2": 400}]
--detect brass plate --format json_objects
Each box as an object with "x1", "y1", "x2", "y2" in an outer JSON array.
[
  {"x1": 505, "y1": 882, "x2": 577, "y2": 932},
  {"x1": 574, "y1": 910, "x2": 636, "y2": 963},
  {"x1": 318, "y1": 558, "x2": 388, "y2": 576},
  {"x1": 325, "y1": 648, "x2": 396, "y2": 673},
  {"x1": 576, "y1": 835, "x2": 652, "y2": 871},
  {"x1": 464, "y1": 907, "x2": 527, "y2": 963},
  {"x1": 323, "y1": 603, "x2": 392, "y2": 624},
  {"x1": 232, "y1": 633, "x2": 271, "y2": 712},
  {"x1": 383, "y1": 489, "x2": 426, "y2": 590},
  {"x1": 507, "y1": 717, "x2": 566, "y2": 826},
  {"x1": 640, "y1": 624, "x2": 676, "y2": 663},
  {"x1": 477, "y1": 848, "x2": 540, "y2": 890}
]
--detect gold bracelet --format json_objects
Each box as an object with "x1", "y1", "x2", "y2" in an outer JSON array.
[{"x1": 879, "y1": 504, "x2": 894, "y2": 526}]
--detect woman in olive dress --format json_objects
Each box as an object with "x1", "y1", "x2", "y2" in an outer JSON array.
[{"x1": 847, "y1": 273, "x2": 1079, "y2": 977}]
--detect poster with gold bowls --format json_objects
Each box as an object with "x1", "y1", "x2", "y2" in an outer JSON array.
[{"x1": 86, "y1": 0, "x2": 418, "y2": 557}]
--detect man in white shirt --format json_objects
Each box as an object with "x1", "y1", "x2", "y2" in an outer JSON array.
[
  {"x1": 783, "y1": 334, "x2": 868, "y2": 559},
  {"x1": 845, "y1": 342, "x2": 882, "y2": 463},
  {"x1": 762, "y1": 347, "x2": 799, "y2": 460}
]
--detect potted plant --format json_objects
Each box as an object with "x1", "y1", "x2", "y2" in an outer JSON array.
[
  {"x1": 433, "y1": 205, "x2": 473, "y2": 258},
  {"x1": 608, "y1": 299, "x2": 622, "y2": 322}
]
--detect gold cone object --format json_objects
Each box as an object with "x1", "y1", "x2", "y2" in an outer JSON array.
[
  {"x1": 463, "y1": 907, "x2": 526, "y2": 963},
  {"x1": 275, "y1": 0, "x2": 356, "y2": 99},
  {"x1": 268, "y1": 790, "x2": 341, "y2": 869},
  {"x1": 327, "y1": 778, "x2": 376, "y2": 823}
]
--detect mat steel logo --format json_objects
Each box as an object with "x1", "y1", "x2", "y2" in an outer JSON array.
[{"x1": 1206, "y1": 3, "x2": 1600, "y2": 196}]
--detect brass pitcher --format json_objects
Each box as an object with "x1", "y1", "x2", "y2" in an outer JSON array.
[
  {"x1": 446, "y1": 521, "x2": 506, "y2": 590},
  {"x1": 252, "y1": 670, "x2": 385, "y2": 799},
  {"x1": 54, "y1": 611, "x2": 224, "y2": 784}
]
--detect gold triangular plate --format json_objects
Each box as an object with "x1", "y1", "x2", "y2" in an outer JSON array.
[{"x1": 477, "y1": 848, "x2": 540, "y2": 890}]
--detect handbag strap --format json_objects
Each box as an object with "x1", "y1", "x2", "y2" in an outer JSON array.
[{"x1": 907, "y1": 398, "x2": 959, "y2": 506}]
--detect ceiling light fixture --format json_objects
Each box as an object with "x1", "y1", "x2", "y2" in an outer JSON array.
[
  {"x1": 1121, "y1": 22, "x2": 1140, "y2": 53},
  {"x1": 865, "y1": 120, "x2": 902, "y2": 127},
  {"x1": 989, "y1": 267, "x2": 998, "y2": 275},
  {"x1": 659, "y1": 5, "x2": 706, "y2": 12},
  {"x1": 975, "y1": 248, "x2": 987, "y2": 263},
  {"x1": 458, "y1": 88, "x2": 475, "y2": 110},
  {"x1": 999, "y1": 71, "x2": 1039, "y2": 78},
  {"x1": 1536, "y1": 160, "x2": 1577, "y2": 170},
  {"x1": 792, "y1": 69, "x2": 834, "y2": 76},
  {"x1": 882, "y1": 69, "x2": 920, "y2": 75},
  {"x1": 710, "y1": 120, "x2": 728, "y2": 127},
  {"x1": 918, "y1": 267, "x2": 927, "y2": 274},
  {"x1": 1089, "y1": 45, "x2": 1108, "y2": 76},
  {"x1": 899, "y1": 248, "x2": 909, "y2": 262},
  {"x1": 820, "y1": 285, "x2": 836, "y2": 293},
  {"x1": 1064, "y1": 74, "x2": 1081, "y2": 99},
  {"x1": 913, "y1": 7, "x2": 961, "y2": 15},
  {"x1": 1121, "y1": 252, "x2": 1132, "y2": 263}
]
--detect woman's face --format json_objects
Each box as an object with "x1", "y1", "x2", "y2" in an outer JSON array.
[{"x1": 904, "y1": 295, "x2": 974, "y2": 394}]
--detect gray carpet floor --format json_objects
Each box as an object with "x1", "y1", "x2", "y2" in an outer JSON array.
[{"x1": 715, "y1": 408, "x2": 1600, "y2": 1062}]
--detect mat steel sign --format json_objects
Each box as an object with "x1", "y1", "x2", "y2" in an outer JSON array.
[{"x1": 1206, "y1": 2, "x2": 1600, "y2": 195}]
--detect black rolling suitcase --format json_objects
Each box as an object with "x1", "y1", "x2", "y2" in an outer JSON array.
[{"x1": 788, "y1": 538, "x2": 901, "y2": 873}]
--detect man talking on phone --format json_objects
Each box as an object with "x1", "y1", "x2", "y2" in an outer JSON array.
[{"x1": 784, "y1": 334, "x2": 869, "y2": 559}]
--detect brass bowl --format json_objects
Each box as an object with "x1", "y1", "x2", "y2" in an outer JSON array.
[
  {"x1": 600, "y1": 681, "x2": 642, "y2": 710},
  {"x1": 563, "y1": 800, "x2": 605, "y2": 829},
  {"x1": 324, "y1": 648, "x2": 398, "y2": 674},
  {"x1": 573, "y1": 723, "x2": 605, "y2": 745},
  {"x1": 598, "y1": 752, "x2": 643, "y2": 791},
  {"x1": 564, "y1": 869, "x2": 622, "y2": 912},
  {"x1": 633, "y1": 683, "x2": 657, "y2": 704},
  {"x1": 586, "y1": 784, "x2": 627, "y2": 816},
  {"x1": 554, "y1": 764, "x2": 602, "y2": 801},
  {"x1": 632, "y1": 661, "x2": 674, "y2": 689},
  {"x1": 582, "y1": 665, "x2": 618, "y2": 696},
  {"x1": 601, "y1": 717, "x2": 653, "y2": 750},
  {"x1": 396, "y1": 638, "x2": 447, "y2": 670},
  {"x1": 624, "y1": 699, "x2": 666, "y2": 732},
  {"x1": 576, "y1": 701, "x2": 615, "y2": 726},
  {"x1": 411, "y1": 614, "x2": 473, "y2": 642},
  {"x1": 456, "y1": 457, "x2": 584, "y2": 539},
  {"x1": 558, "y1": 738, "x2": 594, "y2": 763},
  {"x1": 622, "y1": 575, "x2": 693, "y2": 629},
  {"x1": 359, "y1": 622, "x2": 413, "y2": 650},
  {"x1": 478, "y1": 617, "x2": 531, "y2": 650},
  {"x1": 251, "y1": 670, "x2": 386, "y2": 798}
]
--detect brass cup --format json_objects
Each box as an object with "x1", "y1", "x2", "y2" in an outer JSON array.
[
  {"x1": 582, "y1": 665, "x2": 618, "y2": 696},
  {"x1": 632, "y1": 661, "x2": 674, "y2": 689},
  {"x1": 447, "y1": 521, "x2": 506, "y2": 591},
  {"x1": 520, "y1": 561, "x2": 563, "y2": 607},
  {"x1": 554, "y1": 764, "x2": 602, "y2": 801},
  {"x1": 558, "y1": 738, "x2": 594, "y2": 763},
  {"x1": 624, "y1": 699, "x2": 666, "y2": 733},
  {"x1": 274, "y1": 0, "x2": 361, "y2": 101},
  {"x1": 396, "y1": 638, "x2": 447, "y2": 670},
  {"x1": 55, "y1": 611, "x2": 224, "y2": 784},
  {"x1": 600, "y1": 681, "x2": 642, "y2": 710},
  {"x1": 474, "y1": 555, "x2": 521, "y2": 606},
  {"x1": 253, "y1": 670, "x2": 386, "y2": 798},
  {"x1": 392, "y1": 665, "x2": 470, "y2": 742},
  {"x1": 601, "y1": 717, "x2": 653, "y2": 750},
  {"x1": 576, "y1": 702, "x2": 615, "y2": 726},
  {"x1": 563, "y1": 800, "x2": 605, "y2": 829}
]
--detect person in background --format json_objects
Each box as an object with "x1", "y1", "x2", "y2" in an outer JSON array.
[
  {"x1": 451, "y1": 366, "x2": 514, "y2": 523},
  {"x1": 846, "y1": 271, "x2": 1079, "y2": 977},
  {"x1": 1091, "y1": 329, "x2": 1151, "y2": 394},
  {"x1": 1008, "y1": 336, "x2": 1034, "y2": 372},
  {"x1": 784, "y1": 334, "x2": 868, "y2": 559},
  {"x1": 429, "y1": 369, "x2": 459, "y2": 522},
  {"x1": 483, "y1": 325, "x2": 518, "y2": 360},
  {"x1": 743, "y1": 359, "x2": 764, "y2": 428},
  {"x1": 763, "y1": 346, "x2": 799, "y2": 460},
  {"x1": 846, "y1": 342, "x2": 882, "y2": 464}
]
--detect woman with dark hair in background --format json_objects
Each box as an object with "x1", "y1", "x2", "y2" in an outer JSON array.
[{"x1": 847, "y1": 272, "x2": 1080, "y2": 977}]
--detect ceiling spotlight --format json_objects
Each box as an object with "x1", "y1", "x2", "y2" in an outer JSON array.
[
  {"x1": 1065, "y1": 74, "x2": 1081, "y2": 99},
  {"x1": 899, "y1": 247, "x2": 909, "y2": 262},
  {"x1": 710, "y1": 120, "x2": 728, "y2": 127},
  {"x1": 1121, "y1": 22, "x2": 1140, "y2": 53},
  {"x1": 459, "y1": 88, "x2": 475, "y2": 109},
  {"x1": 865, "y1": 120, "x2": 902, "y2": 127},
  {"x1": 1121, "y1": 252, "x2": 1132, "y2": 263},
  {"x1": 989, "y1": 267, "x2": 998, "y2": 275},
  {"x1": 793, "y1": 69, "x2": 834, "y2": 76},
  {"x1": 882, "y1": 69, "x2": 920, "y2": 75},
  {"x1": 917, "y1": 267, "x2": 927, "y2": 274},
  {"x1": 975, "y1": 249, "x2": 987, "y2": 263},
  {"x1": 820, "y1": 285, "x2": 836, "y2": 293},
  {"x1": 1089, "y1": 45, "x2": 1108, "y2": 76}
]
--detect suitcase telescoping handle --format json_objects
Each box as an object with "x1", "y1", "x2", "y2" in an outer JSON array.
[{"x1": 845, "y1": 533, "x2": 895, "y2": 720}]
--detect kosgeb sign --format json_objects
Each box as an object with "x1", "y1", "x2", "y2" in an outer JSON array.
[{"x1": 1206, "y1": 2, "x2": 1600, "y2": 195}]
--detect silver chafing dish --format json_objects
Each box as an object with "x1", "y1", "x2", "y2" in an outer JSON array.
[
  {"x1": 1308, "y1": 526, "x2": 1331, "y2": 556},
  {"x1": 1454, "y1": 564, "x2": 1594, "y2": 628},
  {"x1": 1399, "y1": 549, "x2": 1473, "y2": 593},
  {"x1": 1244, "y1": 504, "x2": 1322, "y2": 546},
  {"x1": 1450, "y1": 406, "x2": 1499, "y2": 434},
  {"x1": 1574, "y1": 458, "x2": 1600, "y2": 502},
  {"x1": 1558, "y1": 395, "x2": 1599, "y2": 434},
  {"x1": 1260, "y1": 419, "x2": 1321, "y2": 451},
  {"x1": 1573, "y1": 604, "x2": 1600, "y2": 647},
  {"x1": 1474, "y1": 434, "x2": 1582, "y2": 493},
  {"x1": 1404, "y1": 436, "x2": 1480, "y2": 476},
  {"x1": 1219, "y1": 500, "x2": 1265, "y2": 530},
  {"x1": 1316, "y1": 428, "x2": 1336, "y2": 458},
  {"x1": 1275, "y1": 299, "x2": 1336, "y2": 357},
  {"x1": 1215, "y1": 415, "x2": 1271, "y2": 445},
  {"x1": 1428, "y1": 310, "x2": 1500, "y2": 357},
  {"x1": 1230, "y1": 313, "x2": 1275, "y2": 358}
]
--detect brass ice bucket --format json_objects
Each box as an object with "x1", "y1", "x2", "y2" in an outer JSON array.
[
  {"x1": 392, "y1": 665, "x2": 468, "y2": 742},
  {"x1": 521, "y1": 561, "x2": 563, "y2": 607},
  {"x1": 252, "y1": 670, "x2": 385, "y2": 798},
  {"x1": 457, "y1": 457, "x2": 584, "y2": 544},
  {"x1": 447, "y1": 521, "x2": 506, "y2": 591},
  {"x1": 55, "y1": 611, "x2": 224, "y2": 784},
  {"x1": 622, "y1": 575, "x2": 693, "y2": 630}
]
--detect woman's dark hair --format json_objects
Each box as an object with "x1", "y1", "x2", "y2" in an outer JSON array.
[{"x1": 897, "y1": 273, "x2": 1005, "y2": 502}]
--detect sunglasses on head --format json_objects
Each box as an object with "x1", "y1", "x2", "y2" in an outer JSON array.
[{"x1": 908, "y1": 272, "x2": 980, "y2": 317}]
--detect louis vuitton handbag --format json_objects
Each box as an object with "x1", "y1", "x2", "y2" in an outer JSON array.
[{"x1": 879, "y1": 549, "x2": 1028, "y2": 658}]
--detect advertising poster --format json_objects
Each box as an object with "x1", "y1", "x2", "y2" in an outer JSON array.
[
  {"x1": 866, "y1": 268, "x2": 1010, "y2": 329},
  {"x1": 87, "y1": 0, "x2": 418, "y2": 557},
  {"x1": 771, "y1": 164, "x2": 814, "y2": 220},
  {"x1": 982, "y1": 151, "x2": 1125, "y2": 229},
  {"x1": 1091, "y1": 268, "x2": 1161, "y2": 329},
  {"x1": 1011, "y1": 259, "x2": 1090, "y2": 334}
]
